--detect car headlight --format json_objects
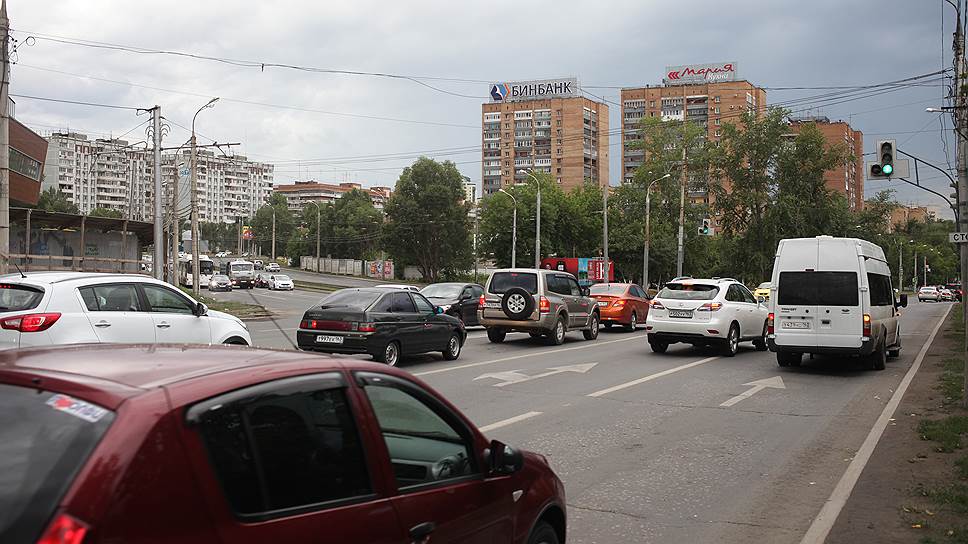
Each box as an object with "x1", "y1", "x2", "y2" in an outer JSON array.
[{"x1": 439, "y1": 304, "x2": 452, "y2": 312}]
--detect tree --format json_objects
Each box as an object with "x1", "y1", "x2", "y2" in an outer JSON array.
[
  {"x1": 383, "y1": 158, "x2": 472, "y2": 282},
  {"x1": 89, "y1": 207, "x2": 123, "y2": 219},
  {"x1": 250, "y1": 193, "x2": 295, "y2": 257},
  {"x1": 36, "y1": 187, "x2": 79, "y2": 214},
  {"x1": 327, "y1": 189, "x2": 383, "y2": 260}
]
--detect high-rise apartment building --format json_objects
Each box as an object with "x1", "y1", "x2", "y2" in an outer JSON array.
[
  {"x1": 620, "y1": 62, "x2": 766, "y2": 204},
  {"x1": 786, "y1": 116, "x2": 864, "y2": 211},
  {"x1": 482, "y1": 78, "x2": 608, "y2": 196},
  {"x1": 42, "y1": 132, "x2": 274, "y2": 223}
]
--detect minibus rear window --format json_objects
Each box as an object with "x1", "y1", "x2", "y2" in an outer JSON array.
[{"x1": 777, "y1": 271, "x2": 858, "y2": 306}]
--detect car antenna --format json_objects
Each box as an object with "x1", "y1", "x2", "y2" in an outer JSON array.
[{"x1": 12, "y1": 262, "x2": 26, "y2": 278}]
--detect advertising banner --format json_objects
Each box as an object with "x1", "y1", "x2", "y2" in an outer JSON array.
[
  {"x1": 664, "y1": 62, "x2": 737, "y2": 85},
  {"x1": 489, "y1": 78, "x2": 578, "y2": 103}
]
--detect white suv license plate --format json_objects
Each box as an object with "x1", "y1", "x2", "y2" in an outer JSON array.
[
  {"x1": 668, "y1": 310, "x2": 692, "y2": 318},
  {"x1": 781, "y1": 321, "x2": 810, "y2": 329},
  {"x1": 316, "y1": 335, "x2": 344, "y2": 344}
]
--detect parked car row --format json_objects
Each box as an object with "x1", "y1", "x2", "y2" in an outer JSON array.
[{"x1": 918, "y1": 285, "x2": 959, "y2": 302}]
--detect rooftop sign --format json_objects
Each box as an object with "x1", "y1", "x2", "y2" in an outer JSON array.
[
  {"x1": 489, "y1": 78, "x2": 578, "y2": 103},
  {"x1": 664, "y1": 62, "x2": 737, "y2": 85}
]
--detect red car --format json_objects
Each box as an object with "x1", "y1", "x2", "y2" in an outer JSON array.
[
  {"x1": 0, "y1": 345, "x2": 566, "y2": 544},
  {"x1": 588, "y1": 282, "x2": 650, "y2": 331}
]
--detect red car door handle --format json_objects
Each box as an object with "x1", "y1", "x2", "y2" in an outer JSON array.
[{"x1": 409, "y1": 521, "x2": 435, "y2": 543}]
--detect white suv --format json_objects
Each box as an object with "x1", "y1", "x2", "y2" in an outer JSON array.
[
  {"x1": 0, "y1": 272, "x2": 251, "y2": 350},
  {"x1": 645, "y1": 278, "x2": 768, "y2": 356}
]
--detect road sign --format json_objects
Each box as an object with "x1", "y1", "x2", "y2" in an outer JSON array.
[{"x1": 950, "y1": 232, "x2": 968, "y2": 243}]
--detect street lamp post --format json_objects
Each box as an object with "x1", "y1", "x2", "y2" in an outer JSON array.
[
  {"x1": 309, "y1": 200, "x2": 321, "y2": 272},
  {"x1": 498, "y1": 188, "x2": 518, "y2": 268},
  {"x1": 271, "y1": 207, "x2": 276, "y2": 262},
  {"x1": 190, "y1": 97, "x2": 219, "y2": 297},
  {"x1": 643, "y1": 173, "x2": 671, "y2": 290},
  {"x1": 517, "y1": 169, "x2": 541, "y2": 268}
]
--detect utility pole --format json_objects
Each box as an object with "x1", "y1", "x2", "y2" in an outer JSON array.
[
  {"x1": 237, "y1": 216, "x2": 242, "y2": 256},
  {"x1": 170, "y1": 163, "x2": 180, "y2": 285},
  {"x1": 643, "y1": 173, "x2": 669, "y2": 290},
  {"x1": 271, "y1": 207, "x2": 276, "y2": 262},
  {"x1": 602, "y1": 184, "x2": 609, "y2": 282},
  {"x1": 151, "y1": 106, "x2": 163, "y2": 280},
  {"x1": 534, "y1": 183, "x2": 541, "y2": 269},
  {"x1": 952, "y1": 0, "x2": 968, "y2": 407},
  {"x1": 190, "y1": 98, "x2": 217, "y2": 297},
  {"x1": 0, "y1": 0, "x2": 10, "y2": 276},
  {"x1": 676, "y1": 144, "x2": 687, "y2": 277},
  {"x1": 310, "y1": 201, "x2": 321, "y2": 272}
]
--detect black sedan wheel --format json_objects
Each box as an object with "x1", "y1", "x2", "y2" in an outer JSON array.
[
  {"x1": 443, "y1": 333, "x2": 461, "y2": 360},
  {"x1": 378, "y1": 341, "x2": 400, "y2": 367}
]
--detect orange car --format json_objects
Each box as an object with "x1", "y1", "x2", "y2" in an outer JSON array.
[{"x1": 589, "y1": 282, "x2": 651, "y2": 331}]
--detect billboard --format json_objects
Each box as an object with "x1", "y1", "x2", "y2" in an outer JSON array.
[
  {"x1": 489, "y1": 78, "x2": 578, "y2": 103},
  {"x1": 241, "y1": 226, "x2": 254, "y2": 240},
  {"x1": 664, "y1": 62, "x2": 737, "y2": 85}
]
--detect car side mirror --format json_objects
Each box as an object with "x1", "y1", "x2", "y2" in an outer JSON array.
[
  {"x1": 486, "y1": 439, "x2": 524, "y2": 475},
  {"x1": 581, "y1": 287, "x2": 590, "y2": 297},
  {"x1": 435, "y1": 306, "x2": 444, "y2": 315},
  {"x1": 194, "y1": 302, "x2": 208, "y2": 317},
  {"x1": 899, "y1": 294, "x2": 908, "y2": 308}
]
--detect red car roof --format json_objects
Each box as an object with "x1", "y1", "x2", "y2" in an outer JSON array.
[{"x1": 0, "y1": 344, "x2": 398, "y2": 409}]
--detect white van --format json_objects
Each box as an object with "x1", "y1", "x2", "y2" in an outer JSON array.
[{"x1": 767, "y1": 236, "x2": 907, "y2": 370}]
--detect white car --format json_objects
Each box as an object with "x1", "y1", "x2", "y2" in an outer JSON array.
[
  {"x1": 646, "y1": 278, "x2": 768, "y2": 356},
  {"x1": 269, "y1": 274, "x2": 294, "y2": 291},
  {"x1": 0, "y1": 272, "x2": 251, "y2": 350},
  {"x1": 939, "y1": 288, "x2": 955, "y2": 301},
  {"x1": 266, "y1": 262, "x2": 281, "y2": 272},
  {"x1": 376, "y1": 284, "x2": 420, "y2": 292},
  {"x1": 918, "y1": 286, "x2": 940, "y2": 302}
]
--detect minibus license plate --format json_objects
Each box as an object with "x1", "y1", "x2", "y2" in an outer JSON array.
[{"x1": 781, "y1": 321, "x2": 809, "y2": 329}]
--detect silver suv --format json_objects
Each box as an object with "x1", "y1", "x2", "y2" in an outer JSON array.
[{"x1": 478, "y1": 268, "x2": 600, "y2": 345}]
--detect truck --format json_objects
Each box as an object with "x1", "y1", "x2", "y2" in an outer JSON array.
[{"x1": 222, "y1": 259, "x2": 256, "y2": 289}]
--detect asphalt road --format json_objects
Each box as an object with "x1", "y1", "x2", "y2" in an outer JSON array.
[
  {"x1": 211, "y1": 258, "x2": 395, "y2": 288},
  {"x1": 207, "y1": 286, "x2": 952, "y2": 543}
]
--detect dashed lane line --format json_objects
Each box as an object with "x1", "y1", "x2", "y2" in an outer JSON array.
[
  {"x1": 478, "y1": 411, "x2": 543, "y2": 433},
  {"x1": 586, "y1": 356, "x2": 720, "y2": 398}
]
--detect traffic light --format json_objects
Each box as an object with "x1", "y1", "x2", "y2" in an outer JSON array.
[
  {"x1": 698, "y1": 218, "x2": 712, "y2": 236},
  {"x1": 869, "y1": 139, "x2": 896, "y2": 178}
]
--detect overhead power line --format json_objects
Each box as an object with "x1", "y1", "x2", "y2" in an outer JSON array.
[{"x1": 10, "y1": 93, "x2": 143, "y2": 110}]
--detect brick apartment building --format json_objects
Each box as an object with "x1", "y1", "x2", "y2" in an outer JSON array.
[
  {"x1": 621, "y1": 63, "x2": 766, "y2": 206},
  {"x1": 787, "y1": 116, "x2": 864, "y2": 211},
  {"x1": 887, "y1": 204, "x2": 931, "y2": 232},
  {"x1": 482, "y1": 78, "x2": 608, "y2": 196},
  {"x1": 273, "y1": 181, "x2": 392, "y2": 212}
]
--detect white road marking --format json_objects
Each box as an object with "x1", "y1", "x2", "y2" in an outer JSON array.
[
  {"x1": 478, "y1": 411, "x2": 543, "y2": 433},
  {"x1": 251, "y1": 327, "x2": 298, "y2": 333},
  {"x1": 475, "y1": 363, "x2": 598, "y2": 387},
  {"x1": 251, "y1": 293, "x2": 288, "y2": 301},
  {"x1": 587, "y1": 356, "x2": 719, "y2": 398},
  {"x1": 799, "y1": 304, "x2": 952, "y2": 544},
  {"x1": 719, "y1": 376, "x2": 786, "y2": 407},
  {"x1": 414, "y1": 333, "x2": 646, "y2": 377}
]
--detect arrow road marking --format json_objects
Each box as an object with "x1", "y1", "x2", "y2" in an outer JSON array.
[
  {"x1": 719, "y1": 376, "x2": 786, "y2": 407},
  {"x1": 475, "y1": 363, "x2": 598, "y2": 387}
]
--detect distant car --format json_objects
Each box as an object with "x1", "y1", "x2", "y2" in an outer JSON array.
[
  {"x1": 266, "y1": 262, "x2": 281, "y2": 272},
  {"x1": 376, "y1": 284, "x2": 420, "y2": 292},
  {"x1": 0, "y1": 272, "x2": 250, "y2": 349},
  {"x1": 940, "y1": 288, "x2": 955, "y2": 301},
  {"x1": 214, "y1": 251, "x2": 227, "y2": 258},
  {"x1": 946, "y1": 283, "x2": 964, "y2": 301},
  {"x1": 254, "y1": 272, "x2": 272, "y2": 288},
  {"x1": 0, "y1": 344, "x2": 566, "y2": 544},
  {"x1": 298, "y1": 287, "x2": 466, "y2": 366},
  {"x1": 918, "y1": 286, "x2": 940, "y2": 302},
  {"x1": 420, "y1": 282, "x2": 485, "y2": 326},
  {"x1": 254, "y1": 260, "x2": 265, "y2": 271},
  {"x1": 478, "y1": 268, "x2": 600, "y2": 345},
  {"x1": 589, "y1": 282, "x2": 650, "y2": 331},
  {"x1": 269, "y1": 274, "x2": 294, "y2": 291},
  {"x1": 753, "y1": 282, "x2": 771, "y2": 302},
  {"x1": 646, "y1": 277, "x2": 767, "y2": 356},
  {"x1": 208, "y1": 274, "x2": 232, "y2": 292}
]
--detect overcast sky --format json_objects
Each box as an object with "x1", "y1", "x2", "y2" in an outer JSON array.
[{"x1": 8, "y1": 0, "x2": 958, "y2": 217}]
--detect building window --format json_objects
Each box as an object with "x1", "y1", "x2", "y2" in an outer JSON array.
[
  {"x1": 556, "y1": 168, "x2": 562, "y2": 174},
  {"x1": 714, "y1": 107, "x2": 720, "y2": 114},
  {"x1": 714, "y1": 96, "x2": 720, "y2": 103},
  {"x1": 715, "y1": 119, "x2": 721, "y2": 126},
  {"x1": 715, "y1": 130, "x2": 722, "y2": 137},
  {"x1": 649, "y1": 101, "x2": 655, "y2": 107},
  {"x1": 11, "y1": 148, "x2": 42, "y2": 181}
]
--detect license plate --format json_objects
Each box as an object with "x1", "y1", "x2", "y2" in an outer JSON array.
[
  {"x1": 597, "y1": 301, "x2": 609, "y2": 307},
  {"x1": 316, "y1": 335, "x2": 344, "y2": 344},
  {"x1": 484, "y1": 302, "x2": 501, "y2": 309},
  {"x1": 668, "y1": 310, "x2": 692, "y2": 318},
  {"x1": 781, "y1": 321, "x2": 810, "y2": 329}
]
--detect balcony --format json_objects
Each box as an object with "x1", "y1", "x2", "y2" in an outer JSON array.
[{"x1": 534, "y1": 158, "x2": 551, "y2": 167}]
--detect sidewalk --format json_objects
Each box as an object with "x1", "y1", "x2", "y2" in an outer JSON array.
[{"x1": 827, "y1": 306, "x2": 967, "y2": 543}]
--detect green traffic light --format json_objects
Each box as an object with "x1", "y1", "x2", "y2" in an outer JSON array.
[{"x1": 882, "y1": 164, "x2": 893, "y2": 175}]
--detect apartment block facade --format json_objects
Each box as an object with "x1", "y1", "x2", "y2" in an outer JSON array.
[
  {"x1": 273, "y1": 181, "x2": 392, "y2": 212},
  {"x1": 42, "y1": 132, "x2": 274, "y2": 223},
  {"x1": 482, "y1": 78, "x2": 608, "y2": 196},
  {"x1": 621, "y1": 77, "x2": 767, "y2": 205},
  {"x1": 786, "y1": 117, "x2": 864, "y2": 211}
]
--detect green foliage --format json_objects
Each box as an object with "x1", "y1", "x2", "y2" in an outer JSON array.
[
  {"x1": 88, "y1": 207, "x2": 123, "y2": 219},
  {"x1": 250, "y1": 193, "x2": 295, "y2": 257},
  {"x1": 36, "y1": 187, "x2": 79, "y2": 214},
  {"x1": 918, "y1": 416, "x2": 968, "y2": 453},
  {"x1": 383, "y1": 158, "x2": 472, "y2": 282}
]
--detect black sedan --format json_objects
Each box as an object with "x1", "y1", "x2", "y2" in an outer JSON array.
[
  {"x1": 420, "y1": 282, "x2": 485, "y2": 326},
  {"x1": 297, "y1": 287, "x2": 466, "y2": 366}
]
